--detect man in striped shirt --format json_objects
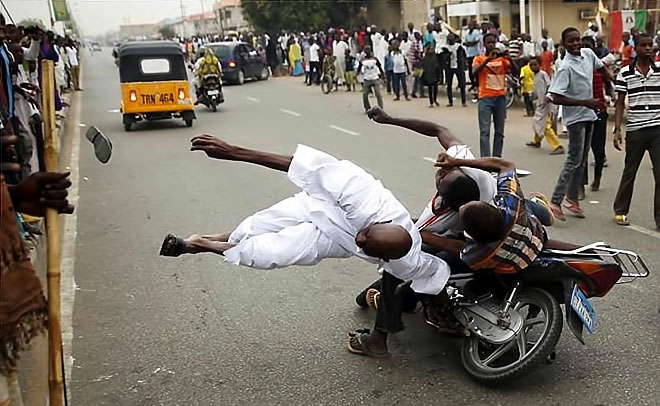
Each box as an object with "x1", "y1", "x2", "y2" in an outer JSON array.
[{"x1": 612, "y1": 33, "x2": 660, "y2": 230}]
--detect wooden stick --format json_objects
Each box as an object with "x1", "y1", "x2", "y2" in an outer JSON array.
[{"x1": 41, "y1": 60, "x2": 64, "y2": 406}]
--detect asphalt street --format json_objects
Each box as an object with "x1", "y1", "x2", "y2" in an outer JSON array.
[{"x1": 70, "y1": 51, "x2": 660, "y2": 406}]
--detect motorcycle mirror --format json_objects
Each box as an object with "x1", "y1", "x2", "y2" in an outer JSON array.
[{"x1": 85, "y1": 126, "x2": 113, "y2": 164}]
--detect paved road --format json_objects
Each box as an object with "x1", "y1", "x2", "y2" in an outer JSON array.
[{"x1": 70, "y1": 52, "x2": 660, "y2": 406}]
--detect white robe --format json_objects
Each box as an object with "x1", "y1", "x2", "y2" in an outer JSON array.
[
  {"x1": 333, "y1": 40, "x2": 348, "y2": 84},
  {"x1": 224, "y1": 145, "x2": 450, "y2": 295}
]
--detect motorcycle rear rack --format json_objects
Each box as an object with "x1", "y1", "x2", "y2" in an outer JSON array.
[{"x1": 545, "y1": 242, "x2": 650, "y2": 283}]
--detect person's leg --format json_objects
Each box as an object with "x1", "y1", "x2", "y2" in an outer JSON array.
[
  {"x1": 349, "y1": 271, "x2": 409, "y2": 357},
  {"x1": 649, "y1": 130, "x2": 660, "y2": 228},
  {"x1": 522, "y1": 93, "x2": 533, "y2": 116},
  {"x1": 457, "y1": 68, "x2": 467, "y2": 105},
  {"x1": 393, "y1": 73, "x2": 401, "y2": 99},
  {"x1": 431, "y1": 83, "x2": 437, "y2": 104},
  {"x1": 401, "y1": 74, "x2": 409, "y2": 98},
  {"x1": 613, "y1": 129, "x2": 649, "y2": 222},
  {"x1": 478, "y1": 98, "x2": 493, "y2": 157},
  {"x1": 544, "y1": 115, "x2": 563, "y2": 150},
  {"x1": 568, "y1": 121, "x2": 593, "y2": 202},
  {"x1": 467, "y1": 56, "x2": 476, "y2": 89},
  {"x1": 446, "y1": 68, "x2": 454, "y2": 105},
  {"x1": 386, "y1": 71, "x2": 393, "y2": 93},
  {"x1": 591, "y1": 112, "x2": 608, "y2": 190},
  {"x1": 526, "y1": 197, "x2": 554, "y2": 227},
  {"x1": 551, "y1": 122, "x2": 587, "y2": 218},
  {"x1": 492, "y1": 95, "x2": 507, "y2": 157},
  {"x1": 362, "y1": 80, "x2": 373, "y2": 111},
  {"x1": 373, "y1": 80, "x2": 384, "y2": 108},
  {"x1": 427, "y1": 84, "x2": 434, "y2": 105}
]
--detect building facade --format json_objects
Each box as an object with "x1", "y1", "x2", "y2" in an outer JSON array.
[
  {"x1": 400, "y1": 0, "x2": 603, "y2": 43},
  {"x1": 213, "y1": 0, "x2": 249, "y2": 34},
  {"x1": 119, "y1": 23, "x2": 159, "y2": 41}
]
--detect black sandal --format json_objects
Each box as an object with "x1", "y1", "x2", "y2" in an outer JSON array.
[{"x1": 160, "y1": 234, "x2": 186, "y2": 257}]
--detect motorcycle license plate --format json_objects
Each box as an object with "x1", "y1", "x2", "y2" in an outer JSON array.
[
  {"x1": 570, "y1": 285, "x2": 596, "y2": 333},
  {"x1": 207, "y1": 90, "x2": 219, "y2": 96}
]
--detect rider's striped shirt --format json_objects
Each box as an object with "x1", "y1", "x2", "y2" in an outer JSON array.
[{"x1": 461, "y1": 171, "x2": 546, "y2": 274}]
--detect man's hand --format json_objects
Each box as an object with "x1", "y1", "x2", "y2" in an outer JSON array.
[
  {"x1": 9, "y1": 172, "x2": 74, "y2": 217},
  {"x1": 367, "y1": 106, "x2": 391, "y2": 124},
  {"x1": 190, "y1": 134, "x2": 237, "y2": 160},
  {"x1": 583, "y1": 98, "x2": 602, "y2": 111},
  {"x1": 613, "y1": 128, "x2": 623, "y2": 151},
  {"x1": 434, "y1": 152, "x2": 458, "y2": 169}
]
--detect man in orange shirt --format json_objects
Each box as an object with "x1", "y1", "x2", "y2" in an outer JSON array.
[
  {"x1": 539, "y1": 40, "x2": 554, "y2": 76},
  {"x1": 472, "y1": 33, "x2": 511, "y2": 157}
]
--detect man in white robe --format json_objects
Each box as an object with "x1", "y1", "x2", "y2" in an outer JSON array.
[{"x1": 161, "y1": 135, "x2": 450, "y2": 312}]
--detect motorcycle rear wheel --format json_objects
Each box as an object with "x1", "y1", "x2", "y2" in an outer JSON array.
[{"x1": 460, "y1": 287, "x2": 562, "y2": 384}]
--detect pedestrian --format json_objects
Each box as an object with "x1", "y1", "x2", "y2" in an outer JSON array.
[
  {"x1": 391, "y1": 41, "x2": 410, "y2": 101},
  {"x1": 421, "y1": 45, "x2": 438, "y2": 106},
  {"x1": 463, "y1": 20, "x2": 481, "y2": 92},
  {"x1": 520, "y1": 59, "x2": 535, "y2": 116},
  {"x1": 582, "y1": 36, "x2": 610, "y2": 192},
  {"x1": 444, "y1": 33, "x2": 467, "y2": 107},
  {"x1": 612, "y1": 33, "x2": 660, "y2": 230},
  {"x1": 307, "y1": 38, "x2": 321, "y2": 86},
  {"x1": 525, "y1": 57, "x2": 565, "y2": 155},
  {"x1": 472, "y1": 33, "x2": 511, "y2": 157},
  {"x1": 344, "y1": 49, "x2": 357, "y2": 91},
  {"x1": 410, "y1": 32, "x2": 425, "y2": 98},
  {"x1": 538, "y1": 40, "x2": 554, "y2": 77},
  {"x1": 383, "y1": 45, "x2": 394, "y2": 94},
  {"x1": 547, "y1": 27, "x2": 613, "y2": 221},
  {"x1": 357, "y1": 46, "x2": 385, "y2": 112}
]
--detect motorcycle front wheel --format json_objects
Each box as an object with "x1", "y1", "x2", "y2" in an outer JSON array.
[{"x1": 460, "y1": 287, "x2": 562, "y2": 385}]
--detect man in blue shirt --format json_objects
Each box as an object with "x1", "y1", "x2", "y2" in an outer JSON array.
[{"x1": 547, "y1": 27, "x2": 613, "y2": 221}]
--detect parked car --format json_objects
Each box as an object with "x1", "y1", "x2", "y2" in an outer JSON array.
[
  {"x1": 198, "y1": 42, "x2": 269, "y2": 85},
  {"x1": 91, "y1": 41, "x2": 102, "y2": 52}
]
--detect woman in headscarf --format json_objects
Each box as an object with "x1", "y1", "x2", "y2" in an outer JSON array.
[{"x1": 288, "y1": 37, "x2": 303, "y2": 77}]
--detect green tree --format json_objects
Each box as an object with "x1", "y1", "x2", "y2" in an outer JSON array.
[
  {"x1": 159, "y1": 26, "x2": 177, "y2": 39},
  {"x1": 242, "y1": 0, "x2": 369, "y2": 34}
]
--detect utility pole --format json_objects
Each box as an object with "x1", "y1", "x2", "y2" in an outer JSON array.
[
  {"x1": 200, "y1": 0, "x2": 206, "y2": 35},
  {"x1": 180, "y1": 0, "x2": 186, "y2": 38}
]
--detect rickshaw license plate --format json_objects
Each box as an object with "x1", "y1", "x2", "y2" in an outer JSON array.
[
  {"x1": 570, "y1": 285, "x2": 596, "y2": 333},
  {"x1": 141, "y1": 93, "x2": 176, "y2": 105}
]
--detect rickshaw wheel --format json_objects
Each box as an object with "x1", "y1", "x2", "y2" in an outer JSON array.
[
  {"x1": 124, "y1": 123, "x2": 132, "y2": 132},
  {"x1": 185, "y1": 119, "x2": 193, "y2": 127}
]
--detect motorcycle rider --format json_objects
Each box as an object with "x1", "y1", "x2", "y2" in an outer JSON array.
[
  {"x1": 349, "y1": 108, "x2": 555, "y2": 358},
  {"x1": 192, "y1": 48, "x2": 223, "y2": 105}
]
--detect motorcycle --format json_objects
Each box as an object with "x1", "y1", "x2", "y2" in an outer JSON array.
[
  {"x1": 197, "y1": 75, "x2": 225, "y2": 112},
  {"x1": 505, "y1": 73, "x2": 520, "y2": 109},
  {"x1": 358, "y1": 242, "x2": 648, "y2": 385}
]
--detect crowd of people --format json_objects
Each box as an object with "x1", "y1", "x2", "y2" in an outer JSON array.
[
  {"x1": 258, "y1": 20, "x2": 658, "y2": 231},
  {"x1": 0, "y1": 13, "x2": 77, "y2": 384}
]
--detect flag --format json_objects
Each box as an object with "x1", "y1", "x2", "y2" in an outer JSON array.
[
  {"x1": 51, "y1": 0, "x2": 70, "y2": 22},
  {"x1": 609, "y1": 10, "x2": 648, "y2": 52}
]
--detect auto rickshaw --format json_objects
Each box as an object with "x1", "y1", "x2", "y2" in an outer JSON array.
[{"x1": 118, "y1": 41, "x2": 196, "y2": 131}]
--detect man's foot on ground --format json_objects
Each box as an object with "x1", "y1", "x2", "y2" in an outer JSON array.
[
  {"x1": 550, "y1": 146, "x2": 565, "y2": 155},
  {"x1": 462, "y1": 103, "x2": 467, "y2": 107},
  {"x1": 526, "y1": 141, "x2": 541, "y2": 148},
  {"x1": 563, "y1": 198, "x2": 585, "y2": 218},
  {"x1": 550, "y1": 203, "x2": 566, "y2": 221},
  {"x1": 590, "y1": 181, "x2": 600, "y2": 192},
  {"x1": 446, "y1": 103, "x2": 453, "y2": 107},
  {"x1": 347, "y1": 329, "x2": 389, "y2": 358},
  {"x1": 614, "y1": 214, "x2": 630, "y2": 226}
]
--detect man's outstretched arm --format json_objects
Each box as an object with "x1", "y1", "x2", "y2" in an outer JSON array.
[
  {"x1": 367, "y1": 107, "x2": 461, "y2": 150},
  {"x1": 191, "y1": 134, "x2": 292, "y2": 172},
  {"x1": 435, "y1": 153, "x2": 515, "y2": 174}
]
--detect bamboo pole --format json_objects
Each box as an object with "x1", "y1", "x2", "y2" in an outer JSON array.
[{"x1": 40, "y1": 60, "x2": 64, "y2": 406}]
